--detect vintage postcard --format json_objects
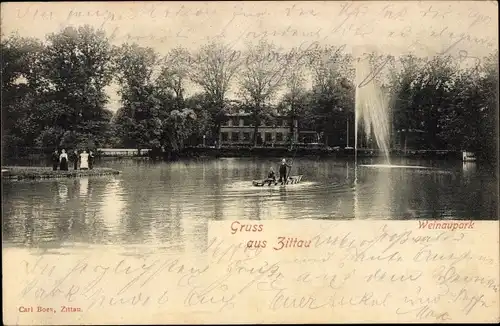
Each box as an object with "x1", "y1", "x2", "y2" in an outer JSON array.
[{"x1": 1, "y1": 1, "x2": 499, "y2": 324}]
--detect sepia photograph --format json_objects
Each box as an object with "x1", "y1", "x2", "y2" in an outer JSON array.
[{"x1": 2, "y1": 1, "x2": 499, "y2": 324}]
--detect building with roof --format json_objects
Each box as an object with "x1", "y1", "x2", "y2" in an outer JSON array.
[{"x1": 219, "y1": 112, "x2": 317, "y2": 147}]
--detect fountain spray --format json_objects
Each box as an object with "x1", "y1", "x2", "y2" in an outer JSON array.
[{"x1": 354, "y1": 56, "x2": 391, "y2": 164}]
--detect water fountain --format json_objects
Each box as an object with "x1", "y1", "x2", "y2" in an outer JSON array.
[
  {"x1": 354, "y1": 57, "x2": 391, "y2": 164},
  {"x1": 353, "y1": 54, "x2": 430, "y2": 170},
  {"x1": 353, "y1": 57, "x2": 423, "y2": 220}
]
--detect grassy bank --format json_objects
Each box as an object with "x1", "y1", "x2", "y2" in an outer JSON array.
[{"x1": 1, "y1": 166, "x2": 121, "y2": 180}]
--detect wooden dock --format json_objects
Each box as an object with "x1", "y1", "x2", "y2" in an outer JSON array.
[{"x1": 1, "y1": 166, "x2": 121, "y2": 181}]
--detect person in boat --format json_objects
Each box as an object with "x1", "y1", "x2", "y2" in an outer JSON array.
[
  {"x1": 264, "y1": 167, "x2": 276, "y2": 185},
  {"x1": 51, "y1": 149, "x2": 59, "y2": 171},
  {"x1": 59, "y1": 149, "x2": 69, "y2": 171},
  {"x1": 278, "y1": 158, "x2": 292, "y2": 184}
]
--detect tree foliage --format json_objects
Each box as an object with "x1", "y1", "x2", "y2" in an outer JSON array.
[
  {"x1": 190, "y1": 41, "x2": 241, "y2": 137},
  {"x1": 112, "y1": 43, "x2": 161, "y2": 148},
  {"x1": 2, "y1": 26, "x2": 114, "y2": 158},
  {"x1": 238, "y1": 40, "x2": 293, "y2": 145},
  {"x1": 157, "y1": 47, "x2": 191, "y2": 109},
  {"x1": 2, "y1": 26, "x2": 498, "y2": 164},
  {"x1": 303, "y1": 47, "x2": 355, "y2": 145},
  {"x1": 111, "y1": 44, "x2": 205, "y2": 152}
]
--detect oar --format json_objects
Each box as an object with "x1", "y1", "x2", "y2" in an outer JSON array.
[
  {"x1": 285, "y1": 144, "x2": 299, "y2": 184},
  {"x1": 285, "y1": 160, "x2": 293, "y2": 185}
]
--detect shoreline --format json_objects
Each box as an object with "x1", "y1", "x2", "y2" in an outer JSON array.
[
  {"x1": 1, "y1": 167, "x2": 121, "y2": 181},
  {"x1": 174, "y1": 147, "x2": 468, "y2": 160},
  {"x1": 3, "y1": 148, "x2": 492, "y2": 168}
]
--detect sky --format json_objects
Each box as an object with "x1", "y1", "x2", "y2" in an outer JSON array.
[{"x1": 2, "y1": 1, "x2": 498, "y2": 112}]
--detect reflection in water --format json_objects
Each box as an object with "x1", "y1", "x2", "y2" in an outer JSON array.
[
  {"x1": 279, "y1": 187, "x2": 287, "y2": 202},
  {"x1": 354, "y1": 164, "x2": 359, "y2": 220},
  {"x1": 79, "y1": 177, "x2": 89, "y2": 197},
  {"x1": 58, "y1": 183, "x2": 68, "y2": 203},
  {"x1": 100, "y1": 178, "x2": 124, "y2": 239},
  {"x1": 180, "y1": 215, "x2": 208, "y2": 253},
  {"x1": 2, "y1": 157, "x2": 497, "y2": 248},
  {"x1": 462, "y1": 162, "x2": 477, "y2": 180},
  {"x1": 354, "y1": 166, "x2": 393, "y2": 219}
]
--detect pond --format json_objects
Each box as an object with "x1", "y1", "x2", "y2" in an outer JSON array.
[{"x1": 2, "y1": 157, "x2": 497, "y2": 248}]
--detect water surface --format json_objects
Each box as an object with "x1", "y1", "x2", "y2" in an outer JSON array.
[{"x1": 2, "y1": 157, "x2": 497, "y2": 249}]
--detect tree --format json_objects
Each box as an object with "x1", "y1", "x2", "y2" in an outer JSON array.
[
  {"x1": 1, "y1": 33, "x2": 44, "y2": 91},
  {"x1": 1, "y1": 34, "x2": 44, "y2": 155},
  {"x1": 437, "y1": 51, "x2": 498, "y2": 162},
  {"x1": 238, "y1": 40, "x2": 292, "y2": 146},
  {"x1": 190, "y1": 41, "x2": 242, "y2": 140},
  {"x1": 280, "y1": 55, "x2": 308, "y2": 145},
  {"x1": 308, "y1": 45, "x2": 353, "y2": 92},
  {"x1": 306, "y1": 46, "x2": 354, "y2": 146},
  {"x1": 112, "y1": 43, "x2": 163, "y2": 149},
  {"x1": 410, "y1": 55, "x2": 458, "y2": 149},
  {"x1": 112, "y1": 44, "x2": 206, "y2": 153},
  {"x1": 388, "y1": 51, "x2": 497, "y2": 162},
  {"x1": 184, "y1": 93, "x2": 213, "y2": 145},
  {"x1": 162, "y1": 109, "x2": 197, "y2": 152},
  {"x1": 476, "y1": 51, "x2": 499, "y2": 163},
  {"x1": 1, "y1": 26, "x2": 114, "y2": 159},
  {"x1": 388, "y1": 54, "x2": 426, "y2": 150},
  {"x1": 157, "y1": 47, "x2": 191, "y2": 110},
  {"x1": 37, "y1": 25, "x2": 114, "y2": 149}
]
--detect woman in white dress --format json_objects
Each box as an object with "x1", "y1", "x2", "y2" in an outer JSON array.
[{"x1": 79, "y1": 150, "x2": 89, "y2": 170}]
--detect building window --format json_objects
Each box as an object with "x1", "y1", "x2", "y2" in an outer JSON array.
[
  {"x1": 232, "y1": 117, "x2": 240, "y2": 127},
  {"x1": 232, "y1": 132, "x2": 240, "y2": 141},
  {"x1": 243, "y1": 132, "x2": 251, "y2": 141},
  {"x1": 281, "y1": 119, "x2": 287, "y2": 127},
  {"x1": 276, "y1": 132, "x2": 283, "y2": 142},
  {"x1": 265, "y1": 132, "x2": 272, "y2": 142},
  {"x1": 221, "y1": 132, "x2": 228, "y2": 141},
  {"x1": 300, "y1": 133, "x2": 315, "y2": 143},
  {"x1": 243, "y1": 117, "x2": 251, "y2": 126}
]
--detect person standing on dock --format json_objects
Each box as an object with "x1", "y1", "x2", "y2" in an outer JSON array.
[
  {"x1": 59, "y1": 149, "x2": 69, "y2": 171},
  {"x1": 79, "y1": 150, "x2": 89, "y2": 170},
  {"x1": 89, "y1": 150, "x2": 95, "y2": 169},
  {"x1": 51, "y1": 149, "x2": 59, "y2": 171},
  {"x1": 71, "y1": 150, "x2": 79, "y2": 170},
  {"x1": 278, "y1": 158, "x2": 292, "y2": 185}
]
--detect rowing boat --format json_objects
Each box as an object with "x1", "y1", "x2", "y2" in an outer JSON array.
[{"x1": 252, "y1": 175, "x2": 303, "y2": 187}]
